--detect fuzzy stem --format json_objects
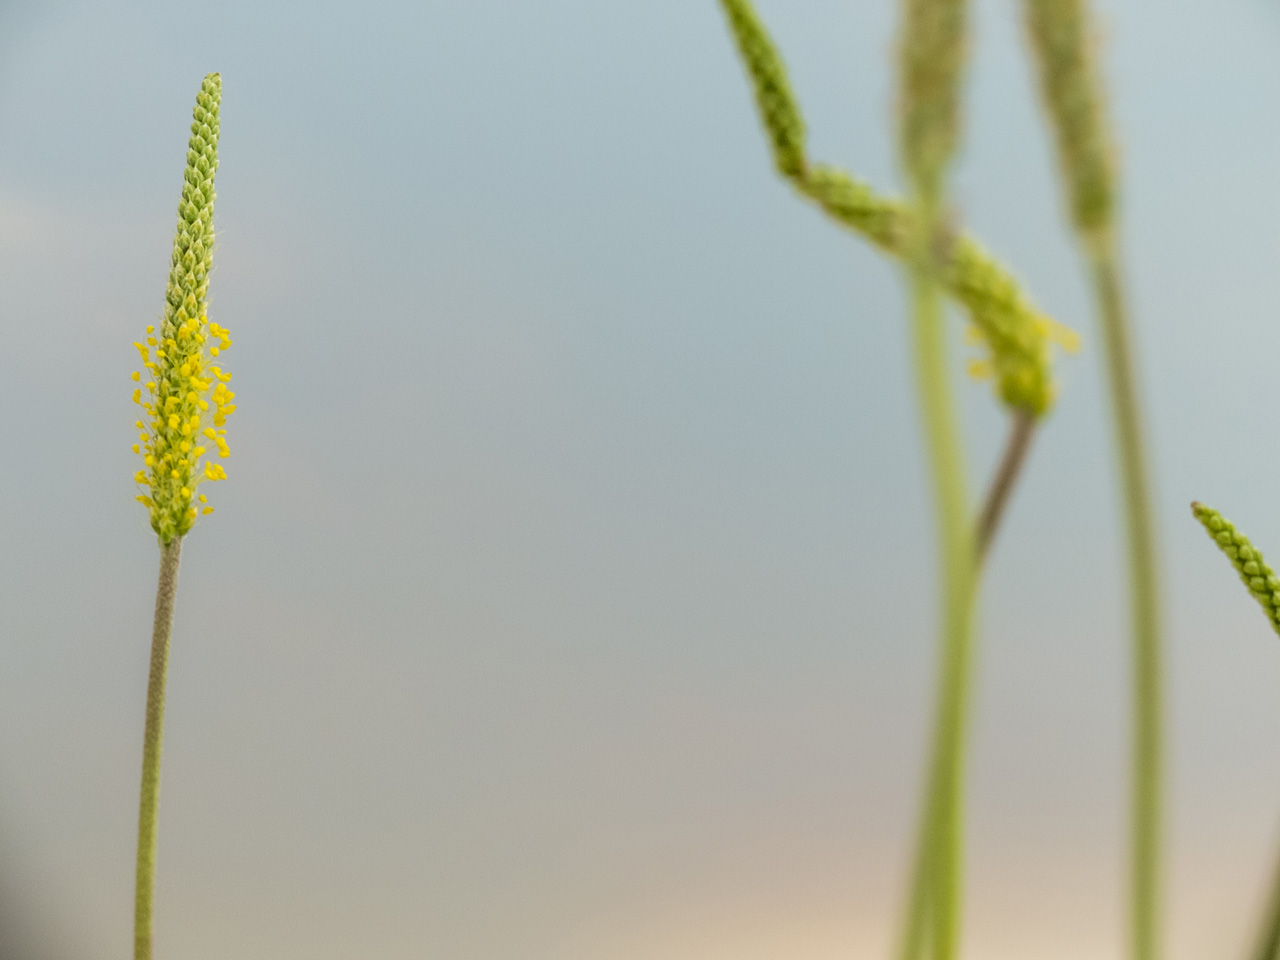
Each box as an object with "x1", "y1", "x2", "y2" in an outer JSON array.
[
  {"x1": 898, "y1": 242, "x2": 977, "y2": 960},
  {"x1": 976, "y1": 411, "x2": 1037, "y2": 565},
  {"x1": 897, "y1": 409, "x2": 1033, "y2": 960},
  {"x1": 1086, "y1": 227, "x2": 1161, "y2": 960},
  {"x1": 1250, "y1": 834, "x2": 1280, "y2": 960},
  {"x1": 134, "y1": 536, "x2": 183, "y2": 960}
]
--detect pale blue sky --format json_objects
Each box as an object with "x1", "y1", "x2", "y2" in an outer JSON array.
[{"x1": 1, "y1": 1, "x2": 1280, "y2": 957}]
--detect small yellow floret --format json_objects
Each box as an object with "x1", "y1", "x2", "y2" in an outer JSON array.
[
  {"x1": 130, "y1": 371, "x2": 141, "y2": 382},
  {"x1": 202, "y1": 506, "x2": 214, "y2": 515},
  {"x1": 967, "y1": 358, "x2": 993, "y2": 381}
]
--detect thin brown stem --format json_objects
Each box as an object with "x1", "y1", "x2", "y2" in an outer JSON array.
[
  {"x1": 135, "y1": 536, "x2": 183, "y2": 960},
  {"x1": 975, "y1": 411, "x2": 1037, "y2": 565}
]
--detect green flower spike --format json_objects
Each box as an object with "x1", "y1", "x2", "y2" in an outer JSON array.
[
  {"x1": 717, "y1": 0, "x2": 1077, "y2": 419},
  {"x1": 1190, "y1": 501, "x2": 1280, "y2": 637},
  {"x1": 131, "y1": 72, "x2": 233, "y2": 545}
]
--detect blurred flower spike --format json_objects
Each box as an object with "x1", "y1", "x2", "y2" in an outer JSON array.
[{"x1": 131, "y1": 73, "x2": 233, "y2": 543}]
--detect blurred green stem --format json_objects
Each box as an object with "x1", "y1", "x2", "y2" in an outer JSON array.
[
  {"x1": 898, "y1": 233, "x2": 977, "y2": 960},
  {"x1": 135, "y1": 536, "x2": 183, "y2": 960},
  {"x1": 1086, "y1": 227, "x2": 1161, "y2": 960},
  {"x1": 1250, "y1": 835, "x2": 1280, "y2": 960}
]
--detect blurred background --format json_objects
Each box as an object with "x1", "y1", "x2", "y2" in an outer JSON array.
[{"x1": 0, "y1": 0, "x2": 1278, "y2": 957}]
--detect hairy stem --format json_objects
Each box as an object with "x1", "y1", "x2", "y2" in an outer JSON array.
[
  {"x1": 135, "y1": 536, "x2": 183, "y2": 960},
  {"x1": 897, "y1": 248, "x2": 978, "y2": 960},
  {"x1": 1250, "y1": 831, "x2": 1280, "y2": 960},
  {"x1": 1086, "y1": 228, "x2": 1161, "y2": 960},
  {"x1": 976, "y1": 411, "x2": 1037, "y2": 565}
]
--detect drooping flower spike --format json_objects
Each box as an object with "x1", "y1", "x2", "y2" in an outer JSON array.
[
  {"x1": 717, "y1": 0, "x2": 1078, "y2": 418},
  {"x1": 131, "y1": 72, "x2": 233, "y2": 543}
]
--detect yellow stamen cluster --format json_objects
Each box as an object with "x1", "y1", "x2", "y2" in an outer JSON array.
[{"x1": 132, "y1": 74, "x2": 232, "y2": 543}]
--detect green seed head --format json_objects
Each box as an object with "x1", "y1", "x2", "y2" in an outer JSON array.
[
  {"x1": 717, "y1": 0, "x2": 1075, "y2": 418},
  {"x1": 1021, "y1": 0, "x2": 1115, "y2": 234},
  {"x1": 897, "y1": 0, "x2": 970, "y2": 204},
  {"x1": 717, "y1": 0, "x2": 807, "y2": 180},
  {"x1": 1190, "y1": 501, "x2": 1280, "y2": 638}
]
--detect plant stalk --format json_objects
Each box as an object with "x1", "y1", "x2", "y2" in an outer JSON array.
[
  {"x1": 1086, "y1": 227, "x2": 1161, "y2": 960},
  {"x1": 976, "y1": 411, "x2": 1037, "y2": 565},
  {"x1": 134, "y1": 536, "x2": 183, "y2": 960},
  {"x1": 1250, "y1": 829, "x2": 1280, "y2": 960},
  {"x1": 897, "y1": 243, "x2": 978, "y2": 960}
]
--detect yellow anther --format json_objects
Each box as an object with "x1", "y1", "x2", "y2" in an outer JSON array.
[
  {"x1": 131, "y1": 371, "x2": 141, "y2": 382},
  {"x1": 966, "y1": 358, "x2": 993, "y2": 381},
  {"x1": 1036, "y1": 316, "x2": 1081, "y2": 353},
  {"x1": 202, "y1": 506, "x2": 214, "y2": 515},
  {"x1": 168, "y1": 414, "x2": 179, "y2": 429}
]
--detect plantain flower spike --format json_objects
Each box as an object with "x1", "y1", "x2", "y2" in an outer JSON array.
[
  {"x1": 1191, "y1": 501, "x2": 1280, "y2": 638},
  {"x1": 717, "y1": 0, "x2": 1077, "y2": 418},
  {"x1": 716, "y1": 0, "x2": 807, "y2": 180},
  {"x1": 131, "y1": 73, "x2": 233, "y2": 544},
  {"x1": 897, "y1": 0, "x2": 969, "y2": 205},
  {"x1": 1021, "y1": 0, "x2": 1115, "y2": 236}
]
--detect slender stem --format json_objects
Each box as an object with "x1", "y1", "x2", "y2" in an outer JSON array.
[
  {"x1": 975, "y1": 411, "x2": 1037, "y2": 566},
  {"x1": 896, "y1": 411, "x2": 1036, "y2": 960},
  {"x1": 895, "y1": 242, "x2": 978, "y2": 960},
  {"x1": 1249, "y1": 829, "x2": 1280, "y2": 960},
  {"x1": 135, "y1": 536, "x2": 183, "y2": 960},
  {"x1": 1085, "y1": 227, "x2": 1162, "y2": 960}
]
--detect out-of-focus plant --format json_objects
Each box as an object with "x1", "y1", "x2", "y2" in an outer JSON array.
[
  {"x1": 1019, "y1": 3, "x2": 1163, "y2": 958},
  {"x1": 129, "y1": 72, "x2": 233, "y2": 960},
  {"x1": 715, "y1": 2, "x2": 1076, "y2": 958},
  {"x1": 1190, "y1": 503, "x2": 1280, "y2": 960}
]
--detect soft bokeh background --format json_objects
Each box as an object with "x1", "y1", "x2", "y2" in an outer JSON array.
[{"x1": 0, "y1": 0, "x2": 1277, "y2": 957}]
